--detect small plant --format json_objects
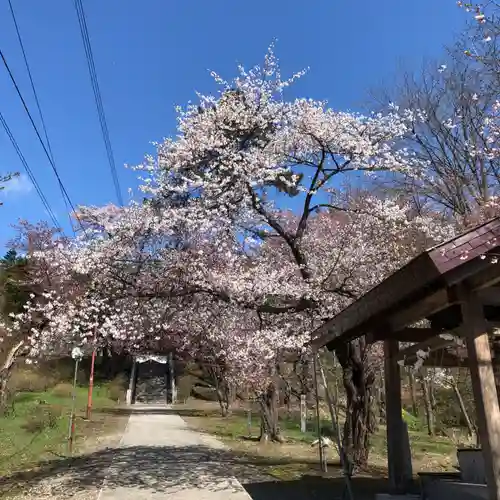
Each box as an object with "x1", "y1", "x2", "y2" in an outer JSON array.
[{"x1": 22, "y1": 406, "x2": 61, "y2": 434}]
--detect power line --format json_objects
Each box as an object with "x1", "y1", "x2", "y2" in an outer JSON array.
[
  {"x1": 0, "y1": 110, "x2": 60, "y2": 228},
  {"x1": 0, "y1": 49, "x2": 81, "y2": 223},
  {"x1": 0, "y1": 48, "x2": 94, "y2": 241},
  {"x1": 7, "y1": 0, "x2": 76, "y2": 235},
  {"x1": 74, "y1": 0, "x2": 124, "y2": 206}
]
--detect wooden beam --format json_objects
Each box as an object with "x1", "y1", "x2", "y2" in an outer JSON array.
[
  {"x1": 384, "y1": 339, "x2": 413, "y2": 493},
  {"x1": 397, "y1": 334, "x2": 459, "y2": 363},
  {"x1": 421, "y1": 350, "x2": 467, "y2": 368},
  {"x1": 478, "y1": 286, "x2": 500, "y2": 306},
  {"x1": 460, "y1": 287, "x2": 500, "y2": 500},
  {"x1": 468, "y1": 263, "x2": 500, "y2": 292},
  {"x1": 369, "y1": 327, "x2": 437, "y2": 343},
  {"x1": 389, "y1": 287, "x2": 458, "y2": 332}
]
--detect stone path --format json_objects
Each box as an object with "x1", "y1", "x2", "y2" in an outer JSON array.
[{"x1": 97, "y1": 405, "x2": 252, "y2": 499}]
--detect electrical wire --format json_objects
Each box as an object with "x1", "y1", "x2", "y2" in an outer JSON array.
[
  {"x1": 0, "y1": 48, "x2": 94, "y2": 240},
  {"x1": 7, "y1": 0, "x2": 76, "y2": 235},
  {"x1": 74, "y1": 0, "x2": 124, "y2": 206},
  {"x1": 0, "y1": 49, "x2": 81, "y2": 227},
  {"x1": 0, "y1": 110, "x2": 60, "y2": 228}
]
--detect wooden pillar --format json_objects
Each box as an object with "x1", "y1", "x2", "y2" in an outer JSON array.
[
  {"x1": 168, "y1": 352, "x2": 176, "y2": 404},
  {"x1": 461, "y1": 288, "x2": 500, "y2": 500},
  {"x1": 300, "y1": 394, "x2": 307, "y2": 433},
  {"x1": 384, "y1": 339, "x2": 413, "y2": 492},
  {"x1": 126, "y1": 359, "x2": 137, "y2": 405}
]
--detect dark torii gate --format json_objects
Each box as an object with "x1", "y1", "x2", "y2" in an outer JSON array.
[
  {"x1": 311, "y1": 217, "x2": 500, "y2": 500},
  {"x1": 126, "y1": 352, "x2": 177, "y2": 405}
]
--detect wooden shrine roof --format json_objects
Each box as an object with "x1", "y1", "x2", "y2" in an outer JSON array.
[{"x1": 311, "y1": 217, "x2": 500, "y2": 351}]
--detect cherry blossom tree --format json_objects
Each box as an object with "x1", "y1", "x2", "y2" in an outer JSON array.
[{"x1": 1, "y1": 47, "x2": 457, "y2": 460}]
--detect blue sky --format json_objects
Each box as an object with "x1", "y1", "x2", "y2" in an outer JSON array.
[{"x1": 0, "y1": 0, "x2": 467, "y2": 250}]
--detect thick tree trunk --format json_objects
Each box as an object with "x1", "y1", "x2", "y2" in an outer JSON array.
[
  {"x1": 420, "y1": 375, "x2": 435, "y2": 436},
  {"x1": 258, "y1": 381, "x2": 283, "y2": 443},
  {"x1": 377, "y1": 376, "x2": 386, "y2": 424},
  {"x1": 294, "y1": 357, "x2": 315, "y2": 408},
  {"x1": 217, "y1": 387, "x2": 230, "y2": 416},
  {"x1": 208, "y1": 365, "x2": 233, "y2": 417},
  {"x1": 429, "y1": 377, "x2": 437, "y2": 413},
  {"x1": 335, "y1": 337, "x2": 376, "y2": 468},
  {"x1": 0, "y1": 340, "x2": 25, "y2": 412}
]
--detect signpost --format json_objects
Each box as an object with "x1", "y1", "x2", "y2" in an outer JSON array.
[{"x1": 68, "y1": 347, "x2": 83, "y2": 455}]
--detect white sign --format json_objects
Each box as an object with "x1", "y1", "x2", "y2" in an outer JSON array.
[
  {"x1": 135, "y1": 354, "x2": 168, "y2": 364},
  {"x1": 71, "y1": 347, "x2": 83, "y2": 361}
]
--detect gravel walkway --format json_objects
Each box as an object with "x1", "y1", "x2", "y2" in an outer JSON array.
[
  {"x1": 8, "y1": 405, "x2": 253, "y2": 500},
  {"x1": 97, "y1": 405, "x2": 252, "y2": 499}
]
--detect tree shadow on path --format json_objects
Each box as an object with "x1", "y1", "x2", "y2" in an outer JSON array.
[{"x1": 0, "y1": 443, "x2": 396, "y2": 499}]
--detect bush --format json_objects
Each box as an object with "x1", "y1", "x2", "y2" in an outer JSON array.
[
  {"x1": 51, "y1": 382, "x2": 75, "y2": 398},
  {"x1": 177, "y1": 375, "x2": 196, "y2": 402},
  {"x1": 192, "y1": 385, "x2": 218, "y2": 402},
  {"x1": 402, "y1": 409, "x2": 425, "y2": 431},
  {"x1": 8, "y1": 368, "x2": 55, "y2": 393},
  {"x1": 22, "y1": 405, "x2": 61, "y2": 434},
  {"x1": 40, "y1": 358, "x2": 75, "y2": 382},
  {"x1": 105, "y1": 374, "x2": 127, "y2": 402}
]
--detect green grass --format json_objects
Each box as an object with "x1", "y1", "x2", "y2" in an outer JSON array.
[
  {"x1": 0, "y1": 384, "x2": 121, "y2": 477},
  {"x1": 370, "y1": 427, "x2": 456, "y2": 457},
  {"x1": 186, "y1": 407, "x2": 328, "y2": 443},
  {"x1": 182, "y1": 402, "x2": 458, "y2": 477}
]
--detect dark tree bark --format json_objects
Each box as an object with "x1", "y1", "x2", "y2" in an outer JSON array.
[
  {"x1": 335, "y1": 337, "x2": 376, "y2": 468},
  {"x1": 207, "y1": 364, "x2": 233, "y2": 417},
  {"x1": 258, "y1": 381, "x2": 283, "y2": 443},
  {"x1": 294, "y1": 357, "x2": 315, "y2": 408},
  {"x1": 420, "y1": 375, "x2": 435, "y2": 436},
  {"x1": 376, "y1": 375, "x2": 386, "y2": 424},
  {"x1": 408, "y1": 370, "x2": 419, "y2": 416},
  {"x1": 0, "y1": 340, "x2": 25, "y2": 412}
]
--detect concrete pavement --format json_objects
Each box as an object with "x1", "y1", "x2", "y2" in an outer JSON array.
[{"x1": 97, "y1": 405, "x2": 253, "y2": 499}]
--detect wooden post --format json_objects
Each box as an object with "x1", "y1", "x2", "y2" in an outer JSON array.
[
  {"x1": 384, "y1": 339, "x2": 413, "y2": 493},
  {"x1": 68, "y1": 357, "x2": 80, "y2": 455},
  {"x1": 126, "y1": 359, "x2": 137, "y2": 405},
  {"x1": 168, "y1": 352, "x2": 176, "y2": 404},
  {"x1": 461, "y1": 288, "x2": 500, "y2": 500},
  {"x1": 300, "y1": 394, "x2": 307, "y2": 433},
  {"x1": 247, "y1": 404, "x2": 252, "y2": 437}
]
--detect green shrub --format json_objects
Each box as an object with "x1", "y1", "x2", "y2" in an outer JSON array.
[
  {"x1": 105, "y1": 374, "x2": 127, "y2": 402},
  {"x1": 192, "y1": 385, "x2": 218, "y2": 402},
  {"x1": 51, "y1": 382, "x2": 75, "y2": 398},
  {"x1": 402, "y1": 409, "x2": 425, "y2": 431},
  {"x1": 9, "y1": 368, "x2": 55, "y2": 393},
  {"x1": 177, "y1": 375, "x2": 196, "y2": 402},
  {"x1": 22, "y1": 405, "x2": 61, "y2": 434}
]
